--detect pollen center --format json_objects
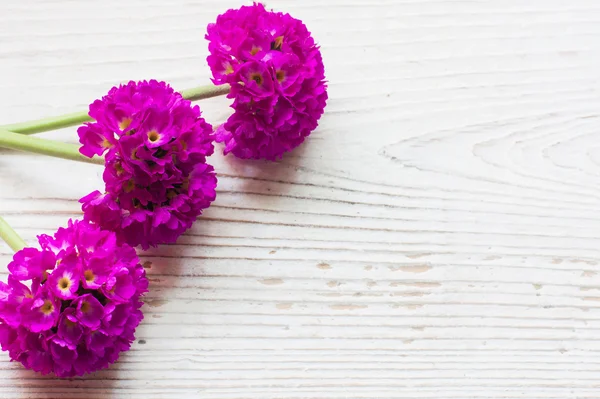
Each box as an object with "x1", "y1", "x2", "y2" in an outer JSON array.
[
  {"x1": 58, "y1": 277, "x2": 71, "y2": 291},
  {"x1": 276, "y1": 70, "x2": 286, "y2": 83},
  {"x1": 167, "y1": 189, "x2": 177, "y2": 200},
  {"x1": 182, "y1": 177, "x2": 190, "y2": 191},
  {"x1": 101, "y1": 137, "x2": 113, "y2": 149},
  {"x1": 148, "y1": 130, "x2": 160, "y2": 143},
  {"x1": 124, "y1": 179, "x2": 135, "y2": 193},
  {"x1": 250, "y1": 45, "x2": 261, "y2": 56},
  {"x1": 250, "y1": 72, "x2": 263, "y2": 85},
  {"x1": 40, "y1": 300, "x2": 54, "y2": 315},
  {"x1": 114, "y1": 162, "x2": 124, "y2": 176},
  {"x1": 119, "y1": 118, "x2": 132, "y2": 130},
  {"x1": 272, "y1": 36, "x2": 284, "y2": 50},
  {"x1": 80, "y1": 301, "x2": 91, "y2": 314},
  {"x1": 84, "y1": 269, "x2": 95, "y2": 283}
]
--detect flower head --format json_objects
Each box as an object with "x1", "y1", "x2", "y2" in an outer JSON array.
[
  {"x1": 47, "y1": 264, "x2": 80, "y2": 300},
  {"x1": 78, "y1": 80, "x2": 217, "y2": 249},
  {"x1": 206, "y1": 2, "x2": 328, "y2": 160},
  {"x1": 0, "y1": 220, "x2": 148, "y2": 378}
]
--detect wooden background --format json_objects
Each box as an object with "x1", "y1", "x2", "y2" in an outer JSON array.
[{"x1": 1, "y1": 0, "x2": 600, "y2": 397}]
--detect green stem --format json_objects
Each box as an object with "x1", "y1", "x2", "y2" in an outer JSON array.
[
  {"x1": 0, "y1": 128, "x2": 104, "y2": 165},
  {"x1": 2, "y1": 84, "x2": 230, "y2": 135},
  {"x1": 2, "y1": 111, "x2": 93, "y2": 136},
  {"x1": 180, "y1": 84, "x2": 230, "y2": 102},
  {"x1": 0, "y1": 216, "x2": 27, "y2": 252}
]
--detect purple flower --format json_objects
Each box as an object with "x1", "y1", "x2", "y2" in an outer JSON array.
[
  {"x1": 47, "y1": 264, "x2": 80, "y2": 300},
  {"x1": 102, "y1": 267, "x2": 136, "y2": 302},
  {"x1": 57, "y1": 309, "x2": 83, "y2": 349},
  {"x1": 8, "y1": 247, "x2": 55, "y2": 282},
  {"x1": 73, "y1": 294, "x2": 105, "y2": 330},
  {"x1": 81, "y1": 256, "x2": 111, "y2": 290},
  {"x1": 0, "y1": 219, "x2": 148, "y2": 378},
  {"x1": 0, "y1": 277, "x2": 31, "y2": 328},
  {"x1": 206, "y1": 3, "x2": 328, "y2": 160},
  {"x1": 77, "y1": 80, "x2": 218, "y2": 249},
  {"x1": 21, "y1": 288, "x2": 60, "y2": 333}
]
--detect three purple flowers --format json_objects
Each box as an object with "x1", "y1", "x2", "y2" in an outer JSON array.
[{"x1": 0, "y1": 2, "x2": 326, "y2": 378}]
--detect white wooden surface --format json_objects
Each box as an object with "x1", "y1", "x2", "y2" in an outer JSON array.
[{"x1": 1, "y1": 0, "x2": 600, "y2": 397}]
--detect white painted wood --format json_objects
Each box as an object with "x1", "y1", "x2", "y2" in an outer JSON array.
[{"x1": 1, "y1": 0, "x2": 600, "y2": 397}]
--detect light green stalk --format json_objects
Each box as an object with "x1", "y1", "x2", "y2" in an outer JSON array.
[
  {"x1": 0, "y1": 216, "x2": 27, "y2": 252},
  {"x1": 0, "y1": 129, "x2": 104, "y2": 165},
  {"x1": 2, "y1": 84, "x2": 230, "y2": 135}
]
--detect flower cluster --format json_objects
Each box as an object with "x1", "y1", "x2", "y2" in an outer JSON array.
[
  {"x1": 206, "y1": 2, "x2": 328, "y2": 160},
  {"x1": 0, "y1": 220, "x2": 148, "y2": 377},
  {"x1": 78, "y1": 80, "x2": 217, "y2": 249},
  {"x1": 0, "y1": 3, "x2": 329, "y2": 379}
]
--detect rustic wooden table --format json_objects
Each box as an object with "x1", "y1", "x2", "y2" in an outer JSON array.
[{"x1": 1, "y1": 0, "x2": 600, "y2": 398}]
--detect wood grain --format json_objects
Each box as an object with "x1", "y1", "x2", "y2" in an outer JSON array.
[{"x1": 2, "y1": 0, "x2": 600, "y2": 397}]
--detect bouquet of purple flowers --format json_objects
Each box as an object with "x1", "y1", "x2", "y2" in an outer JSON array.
[{"x1": 0, "y1": 3, "x2": 327, "y2": 377}]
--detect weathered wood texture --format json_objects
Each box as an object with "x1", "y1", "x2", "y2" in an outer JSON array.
[{"x1": 1, "y1": 0, "x2": 600, "y2": 397}]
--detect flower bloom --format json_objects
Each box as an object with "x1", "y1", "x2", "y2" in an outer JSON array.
[
  {"x1": 78, "y1": 80, "x2": 217, "y2": 249},
  {"x1": 0, "y1": 220, "x2": 148, "y2": 377},
  {"x1": 206, "y1": 2, "x2": 328, "y2": 160}
]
